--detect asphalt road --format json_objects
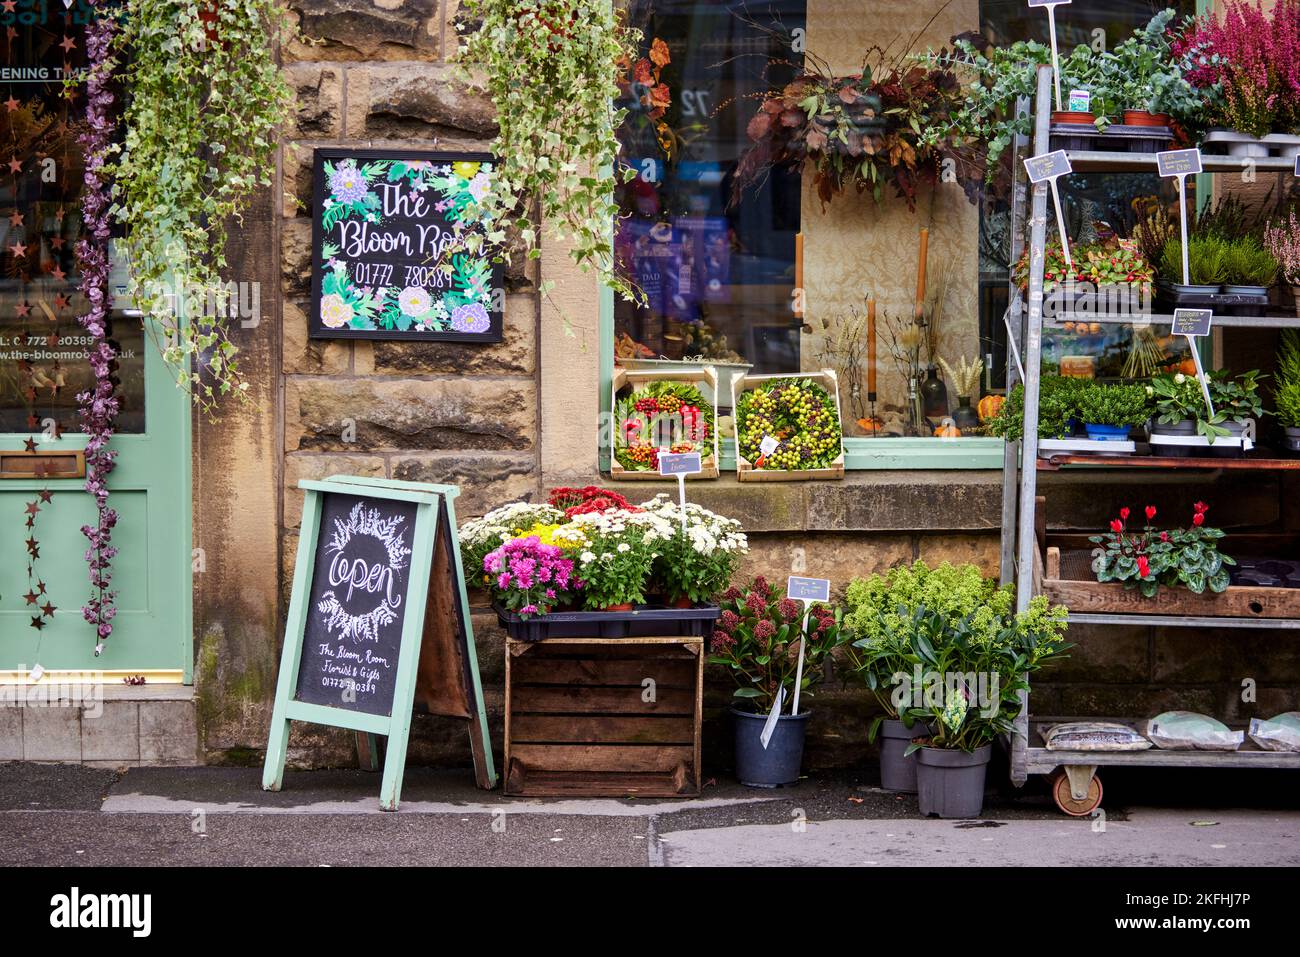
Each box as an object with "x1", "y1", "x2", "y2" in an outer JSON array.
[{"x1": 1, "y1": 763, "x2": 1298, "y2": 867}]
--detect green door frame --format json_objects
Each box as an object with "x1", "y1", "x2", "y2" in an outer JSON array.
[{"x1": 1, "y1": 313, "x2": 192, "y2": 682}]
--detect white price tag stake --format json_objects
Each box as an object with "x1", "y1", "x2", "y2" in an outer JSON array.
[
  {"x1": 1023, "y1": 151, "x2": 1074, "y2": 268},
  {"x1": 1029, "y1": 0, "x2": 1073, "y2": 111},
  {"x1": 760, "y1": 686, "x2": 785, "y2": 750},
  {"x1": 786, "y1": 577, "x2": 830, "y2": 715},
  {"x1": 658, "y1": 451, "x2": 702, "y2": 532}
]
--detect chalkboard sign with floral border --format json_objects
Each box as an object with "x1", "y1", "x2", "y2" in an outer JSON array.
[{"x1": 309, "y1": 148, "x2": 504, "y2": 342}]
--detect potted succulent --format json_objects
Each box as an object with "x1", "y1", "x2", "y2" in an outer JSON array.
[
  {"x1": 1275, "y1": 330, "x2": 1300, "y2": 449},
  {"x1": 1264, "y1": 213, "x2": 1300, "y2": 318},
  {"x1": 843, "y1": 561, "x2": 1004, "y2": 793},
  {"x1": 1075, "y1": 382, "x2": 1151, "y2": 442},
  {"x1": 709, "y1": 577, "x2": 846, "y2": 787},
  {"x1": 900, "y1": 594, "x2": 1069, "y2": 819},
  {"x1": 638, "y1": 494, "x2": 748, "y2": 606}
]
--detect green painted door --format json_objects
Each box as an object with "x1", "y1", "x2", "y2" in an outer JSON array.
[
  {"x1": 1, "y1": 10, "x2": 191, "y2": 681},
  {"x1": 0, "y1": 309, "x2": 192, "y2": 681}
]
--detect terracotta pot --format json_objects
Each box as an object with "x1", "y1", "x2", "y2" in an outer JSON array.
[
  {"x1": 1051, "y1": 110, "x2": 1096, "y2": 126},
  {"x1": 1123, "y1": 110, "x2": 1170, "y2": 127},
  {"x1": 668, "y1": 596, "x2": 694, "y2": 609},
  {"x1": 601, "y1": 602, "x2": 634, "y2": 612}
]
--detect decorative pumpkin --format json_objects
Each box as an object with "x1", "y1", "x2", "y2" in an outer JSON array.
[
  {"x1": 934, "y1": 423, "x2": 961, "y2": 438},
  {"x1": 977, "y1": 394, "x2": 1005, "y2": 423}
]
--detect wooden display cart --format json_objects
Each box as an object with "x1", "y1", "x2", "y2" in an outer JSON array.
[
  {"x1": 999, "y1": 65, "x2": 1300, "y2": 817},
  {"x1": 503, "y1": 635, "x2": 704, "y2": 797},
  {"x1": 732, "y1": 369, "x2": 846, "y2": 482}
]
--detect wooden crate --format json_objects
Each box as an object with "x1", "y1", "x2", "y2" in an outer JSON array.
[
  {"x1": 732, "y1": 370, "x2": 846, "y2": 482},
  {"x1": 1044, "y1": 545, "x2": 1300, "y2": 619},
  {"x1": 504, "y1": 636, "x2": 704, "y2": 797},
  {"x1": 609, "y1": 367, "x2": 720, "y2": 481}
]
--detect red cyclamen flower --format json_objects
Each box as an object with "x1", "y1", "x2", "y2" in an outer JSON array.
[
  {"x1": 1137, "y1": 556, "x2": 1150, "y2": 578},
  {"x1": 1193, "y1": 512, "x2": 1205, "y2": 527},
  {"x1": 1119, "y1": 507, "x2": 1130, "y2": 520},
  {"x1": 1145, "y1": 506, "x2": 1157, "y2": 522},
  {"x1": 1110, "y1": 519, "x2": 1124, "y2": 534}
]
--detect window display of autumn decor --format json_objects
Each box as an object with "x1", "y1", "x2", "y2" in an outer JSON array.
[
  {"x1": 731, "y1": 45, "x2": 973, "y2": 210},
  {"x1": 613, "y1": 380, "x2": 716, "y2": 472}
]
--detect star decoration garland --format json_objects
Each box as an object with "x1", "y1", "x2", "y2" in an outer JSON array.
[{"x1": 22, "y1": 459, "x2": 56, "y2": 632}]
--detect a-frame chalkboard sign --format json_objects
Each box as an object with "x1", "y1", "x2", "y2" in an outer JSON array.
[{"x1": 262, "y1": 475, "x2": 496, "y2": 809}]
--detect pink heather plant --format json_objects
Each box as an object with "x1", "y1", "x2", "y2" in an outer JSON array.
[
  {"x1": 484, "y1": 536, "x2": 579, "y2": 618},
  {"x1": 1176, "y1": 0, "x2": 1300, "y2": 136},
  {"x1": 1264, "y1": 213, "x2": 1300, "y2": 286}
]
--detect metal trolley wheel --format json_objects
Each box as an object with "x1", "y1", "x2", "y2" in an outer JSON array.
[{"x1": 1050, "y1": 768, "x2": 1103, "y2": 817}]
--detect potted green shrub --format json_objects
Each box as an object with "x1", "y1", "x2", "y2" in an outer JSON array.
[
  {"x1": 900, "y1": 596, "x2": 1069, "y2": 819},
  {"x1": 844, "y1": 561, "x2": 1004, "y2": 793},
  {"x1": 1101, "y1": 10, "x2": 1197, "y2": 128},
  {"x1": 709, "y1": 578, "x2": 846, "y2": 787},
  {"x1": 1158, "y1": 235, "x2": 1227, "y2": 297},
  {"x1": 1148, "y1": 369, "x2": 1265, "y2": 452},
  {"x1": 1221, "y1": 236, "x2": 1279, "y2": 297},
  {"x1": 1276, "y1": 330, "x2": 1300, "y2": 448},
  {"x1": 1075, "y1": 382, "x2": 1151, "y2": 441}
]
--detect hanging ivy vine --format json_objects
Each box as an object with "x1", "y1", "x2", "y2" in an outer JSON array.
[
  {"x1": 457, "y1": 0, "x2": 641, "y2": 302},
  {"x1": 109, "y1": 0, "x2": 291, "y2": 411}
]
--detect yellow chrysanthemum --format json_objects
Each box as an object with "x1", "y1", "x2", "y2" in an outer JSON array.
[{"x1": 453, "y1": 161, "x2": 481, "y2": 180}]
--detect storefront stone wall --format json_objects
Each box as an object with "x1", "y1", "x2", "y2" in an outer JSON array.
[{"x1": 191, "y1": 1, "x2": 1300, "y2": 773}]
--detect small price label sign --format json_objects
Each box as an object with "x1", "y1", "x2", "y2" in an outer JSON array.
[
  {"x1": 1294, "y1": 154, "x2": 1299, "y2": 177},
  {"x1": 660, "y1": 451, "x2": 702, "y2": 533},
  {"x1": 1023, "y1": 150, "x2": 1074, "y2": 267},
  {"x1": 1172, "y1": 308, "x2": 1213, "y2": 337},
  {"x1": 1156, "y1": 148, "x2": 1203, "y2": 178},
  {"x1": 1028, "y1": 0, "x2": 1069, "y2": 6},
  {"x1": 1024, "y1": 150, "x2": 1072, "y2": 183},
  {"x1": 755, "y1": 434, "x2": 780, "y2": 469},
  {"x1": 786, "y1": 576, "x2": 831, "y2": 602},
  {"x1": 658, "y1": 452, "x2": 702, "y2": 476}
]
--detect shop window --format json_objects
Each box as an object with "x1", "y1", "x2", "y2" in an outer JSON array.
[
  {"x1": 607, "y1": 0, "x2": 1204, "y2": 469},
  {"x1": 0, "y1": 2, "x2": 145, "y2": 436}
]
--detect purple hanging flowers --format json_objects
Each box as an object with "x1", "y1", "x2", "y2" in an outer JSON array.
[{"x1": 75, "y1": 6, "x2": 120, "y2": 651}]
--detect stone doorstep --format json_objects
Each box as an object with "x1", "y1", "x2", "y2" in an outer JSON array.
[{"x1": 0, "y1": 684, "x2": 200, "y2": 767}]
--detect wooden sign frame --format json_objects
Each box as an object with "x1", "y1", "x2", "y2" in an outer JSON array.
[{"x1": 262, "y1": 475, "x2": 496, "y2": 809}]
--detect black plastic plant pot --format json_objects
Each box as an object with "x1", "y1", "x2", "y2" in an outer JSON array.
[
  {"x1": 915, "y1": 744, "x2": 992, "y2": 818},
  {"x1": 878, "y1": 718, "x2": 933, "y2": 793},
  {"x1": 732, "y1": 707, "x2": 808, "y2": 788},
  {"x1": 493, "y1": 602, "x2": 721, "y2": 641}
]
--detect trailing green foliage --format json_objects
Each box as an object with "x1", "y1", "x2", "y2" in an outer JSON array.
[
  {"x1": 111, "y1": 0, "x2": 292, "y2": 411},
  {"x1": 457, "y1": 1, "x2": 640, "y2": 302}
]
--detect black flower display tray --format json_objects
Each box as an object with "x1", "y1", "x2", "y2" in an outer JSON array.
[{"x1": 493, "y1": 602, "x2": 721, "y2": 641}]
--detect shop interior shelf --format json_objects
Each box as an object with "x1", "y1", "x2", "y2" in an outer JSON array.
[
  {"x1": 1036, "y1": 453, "x2": 1300, "y2": 471},
  {"x1": 1063, "y1": 150, "x2": 1299, "y2": 174}
]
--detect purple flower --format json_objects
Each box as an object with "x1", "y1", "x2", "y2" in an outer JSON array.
[
  {"x1": 450, "y1": 302, "x2": 490, "y2": 334},
  {"x1": 329, "y1": 162, "x2": 368, "y2": 205}
]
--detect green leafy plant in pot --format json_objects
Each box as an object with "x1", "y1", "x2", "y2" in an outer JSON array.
[
  {"x1": 843, "y1": 561, "x2": 1006, "y2": 792},
  {"x1": 899, "y1": 597, "x2": 1069, "y2": 819},
  {"x1": 1074, "y1": 382, "x2": 1152, "y2": 442},
  {"x1": 709, "y1": 577, "x2": 846, "y2": 787},
  {"x1": 1275, "y1": 330, "x2": 1300, "y2": 446}
]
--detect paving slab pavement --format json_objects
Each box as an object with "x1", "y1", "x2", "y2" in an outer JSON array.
[{"x1": 1, "y1": 762, "x2": 1298, "y2": 867}]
